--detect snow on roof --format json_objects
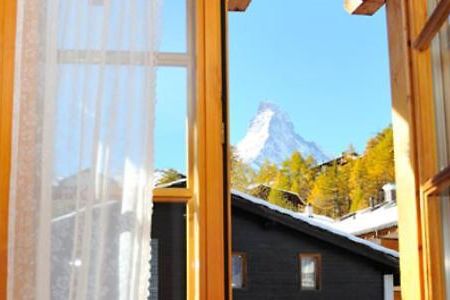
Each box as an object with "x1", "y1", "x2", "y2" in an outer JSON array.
[
  {"x1": 232, "y1": 189, "x2": 399, "y2": 258},
  {"x1": 382, "y1": 183, "x2": 396, "y2": 191},
  {"x1": 155, "y1": 178, "x2": 187, "y2": 189},
  {"x1": 51, "y1": 200, "x2": 118, "y2": 223},
  {"x1": 334, "y1": 201, "x2": 398, "y2": 236},
  {"x1": 297, "y1": 210, "x2": 334, "y2": 224}
]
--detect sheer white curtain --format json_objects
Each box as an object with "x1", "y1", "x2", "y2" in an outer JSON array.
[{"x1": 8, "y1": 0, "x2": 160, "y2": 299}]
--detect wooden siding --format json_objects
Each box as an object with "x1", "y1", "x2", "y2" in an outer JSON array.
[
  {"x1": 232, "y1": 208, "x2": 393, "y2": 300},
  {"x1": 150, "y1": 203, "x2": 187, "y2": 300}
]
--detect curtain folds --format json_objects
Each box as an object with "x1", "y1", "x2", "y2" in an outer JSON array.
[{"x1": 8, "y1": 0, "x2": 160, "y2": 299}]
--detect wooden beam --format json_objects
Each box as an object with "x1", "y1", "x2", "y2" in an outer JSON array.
[
  {"x1": 153, "y1": 188, "x2": 192, "y2": 202},
  {"x1": 422, "y1": 165, "x2": 450, "y2": 196},
  {"x1": 227, "y1": 0, "x2": 251, "y2": 12},
  {"x1": 413, "y1": 0, "x2": 450, "y2": 51},
  {"x1": 0, "y1": 1, "x2": 16, "y2": 299},
  {"x1": 344, "y1": 0, "x2": 385, "y2": 16}
]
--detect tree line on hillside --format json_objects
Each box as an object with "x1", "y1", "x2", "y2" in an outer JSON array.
[{"x1": 231, "y1": 126, "x2": 395, "y2": 218}]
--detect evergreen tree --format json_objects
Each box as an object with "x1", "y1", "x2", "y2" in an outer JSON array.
[
  {"x1": 254, "y1": 159, "x2": 278, "y2": 185},
  {"x1": 229, "y1": 125, "x2": 394, "y2": 217},
  {"x1": 230, "y1": 146, "x2": 255, "y2": 191},
  {"x1": 157, "y1": 168, "x2": 185, "y2": 185},
  {"x1": 347, "y1": 126, "x2": 394, "y2": 210},
  {"x1": 363, "y1": 126, "x2": 395, "y2": 203},
  {"x1": 348, "y1": 158, "x2": 368, "y2": 211},
  {"x1": 309, "y1": 162, "x2": 350, "y2": 218},
  {"x1": 268, "y1": 152, "x2": 315, "y2": 211},
  {"x1": 268, "y1": 166, "x2": 291, "y2": 207},
  {"x1": 287, "y1": 152, "x2": 316, "y2": 200},
  {"x1": 309, "y1": 126, "x2": 394, "y2": 216}
]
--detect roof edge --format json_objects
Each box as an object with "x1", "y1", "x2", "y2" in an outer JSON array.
[{"x1": 232, "y1": 190, "x2": 399, "y2": 270}]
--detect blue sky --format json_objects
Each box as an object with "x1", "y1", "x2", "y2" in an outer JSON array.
[
  {"x1": 155, "y1": 0, "x2": 392, "y2": 172},
  {"x1": 228, "y1": 0, "x2": 392, "y2": 158}
]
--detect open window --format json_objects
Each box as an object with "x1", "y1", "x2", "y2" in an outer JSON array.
[
  {"x1": 418, "y1": 0, "x2": 450, "y2": 297},
  {"x1": 0, "y1": 0, "x2": 228, "y2": 299},
  {"x1": 4, "y1": 0, "x2": 447, "y2": 298},
  {"x1": 382, "y1": 0, "x2": 450, "y2": 297}
]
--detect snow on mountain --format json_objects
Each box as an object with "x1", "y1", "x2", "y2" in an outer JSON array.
[{"x1": 236, "y1": 102, "x2": 329, "y2": 167}]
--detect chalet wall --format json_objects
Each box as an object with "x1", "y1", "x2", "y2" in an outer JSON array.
[
  {"x1": 150, "y1": 203, "x2": 186, "y2": 300},
  {"x1": 232, "y1": 208, "x2": 390, "y2": 300}
]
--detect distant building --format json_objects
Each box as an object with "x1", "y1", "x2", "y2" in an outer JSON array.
[
  {"x1": 315, "y1": 151, "x2": 359, "y2": 172},
  {"x1": 247, "y1": 183, "x2": 306, "y2": 209},
  {"x1": 335, "y1": 183, "x2": 398, "y2": 251},
  {"x1": 52, "y1": 169, "x2": 122, "y2": 217}
]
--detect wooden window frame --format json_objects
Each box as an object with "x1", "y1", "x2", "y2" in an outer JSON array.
[
  {"x1": 384, "y1": 0, "x2": 449, "y2": 297},
  {"x1": 136, "y1": 0, "x2": 231, "y2": 299},
  {"x1": 413, "y1": 0, "x2": 450, "y2": 51},
  {"x1": 0, "y1": 1, "x2": 16, "y2": 298},
  {"x1": 0, "y1": 0, "x2": 230, "y2": 300},
  {"x1": 384, "y1": 1, "x2": 427, "y2": 298},
  {"x1": 411, "y1": 0, "x2": 449, "y2": 298},
  {"x1": 423, "y1": 166, "x2": 450, "y2": 197},
  {"x1": 420, "y1": 167, "x2": 450, "y2": 299},
  {"x1": 299, "y1": 253, "x2": 321, "y2": 291},
  {"x1": 346, "y1": 5, "x2": 449, "y2": 298},
  {"x1": 231, "y1": 252, "x2": 248, "y2": 289}
]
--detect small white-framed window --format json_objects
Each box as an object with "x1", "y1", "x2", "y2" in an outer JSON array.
[
  {"x1": 299, "y1": 254, "x2": 321, "y2": 290},
  {"x1": 232, "y1": 252, "x2": 247, "y2": 289}
]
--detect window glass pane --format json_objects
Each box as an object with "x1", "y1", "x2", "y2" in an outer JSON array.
[
  {"x1": 53, "y1": 64, "x2": 153, "y2": 216},
  {"x1": 232, "y1": 254, "x2": 245, "y2": 288},
  {"x1": 150, "y1": 203, "x2": 186, "y2": 300},
  {"x1": 429, "y1": 0, "x2": 450, "y2": 168},
  {"x1": 58, "y1": 0, "x2": 157, "y2": 51},
  {"x1": 155, "y1": 67, "x2": 188, "y2": 184},
  {"x1": 160, "y1": 0, "x2": 187, "y2": 53},
  {"x1": 300, "y1": 256, "x2": 318, "y2": 290},
  {"x1": 438, "y1": 189, "x2": 450, "y2": 299}
]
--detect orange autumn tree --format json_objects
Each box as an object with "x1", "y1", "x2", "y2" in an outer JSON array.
[{"x1": 310, "y1": 126, "x2": 394, "y2": 217}]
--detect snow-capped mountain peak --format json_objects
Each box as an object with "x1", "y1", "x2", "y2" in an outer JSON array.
[{"x1": 236, "y1": 101, "x2": 328, "y2": 167}]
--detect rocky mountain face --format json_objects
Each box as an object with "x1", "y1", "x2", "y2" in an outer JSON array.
[{"x1": 236, "y1": 102, "x2": 328, "y2": 167}]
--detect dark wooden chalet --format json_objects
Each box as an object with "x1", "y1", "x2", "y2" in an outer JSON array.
[
  {"x1": 231, "y1": 190, "x2": 399, "y2": 300},
  {"x1": 151, "y1": 179, "x2": 399, "y2": 300},
  {"x1": 314, "y1": 151, "x2": 359, "y2": 173}
]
